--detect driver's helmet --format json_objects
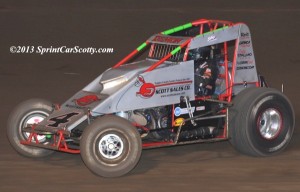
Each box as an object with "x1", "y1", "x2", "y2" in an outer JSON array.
[{"x1": 187, "y1": 46, "x2": 211, "y2": 61}]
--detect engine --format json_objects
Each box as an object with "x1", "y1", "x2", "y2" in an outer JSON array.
[
  {"x1": 115, "y1": 105, "x2": 219, "y2": 141},
  {"x1": 116, "y1": 106, "x2": 171, "y2": 139}
]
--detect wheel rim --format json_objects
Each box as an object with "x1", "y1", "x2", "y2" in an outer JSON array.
[
  {"x1": 98, "y1": 134, "x2": 124, "y2": 160},
  {"x1": 19, "y1": 111, "x2": 48, "y2": 142},
  {"x1": 257, "y1": 108, "x2": 282, "y2": 140}
]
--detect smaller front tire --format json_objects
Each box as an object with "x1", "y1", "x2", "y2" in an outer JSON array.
[
  {"x1": 80, "y1": 115, "x2": 142, "y2": 177},
  {"x1": 7, "y1": 99, "x2": 55, "y2": 158}
]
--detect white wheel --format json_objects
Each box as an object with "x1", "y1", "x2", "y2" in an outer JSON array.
[
  {"x1": 7, "y1": 99, "x2": 55, "y2": 158},
  {"x1": 20, "y1": 110, "x2": 48, "y2": 143},
  {"x1": 80, "y1": 115, "x2": 142, "y2": 177},
  {"x1": 98, "y1": 134, "x2": 124, "y2": 160},
  {"x1": 257, "y1": 108, "x2": 282, "y2": 140}
]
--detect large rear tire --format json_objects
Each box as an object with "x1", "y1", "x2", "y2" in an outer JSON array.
[
  {"x1": 80, "y1": 115, "x2": 142, "y2": 177},
  {"x1": 229, "y1": 87, "x2": 295, "y2": 156},
  {"x1": 7, "y1": 99, "x2": 55, "y2": 158}
]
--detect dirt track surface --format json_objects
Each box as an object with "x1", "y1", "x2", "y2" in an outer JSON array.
[{"x1": 1, "y1": 0, "x2": 300, "y2": 191}]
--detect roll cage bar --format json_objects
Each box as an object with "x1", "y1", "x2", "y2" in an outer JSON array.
[{"x1": 112, "y1": 19, "x2": 234, "y2": 71}]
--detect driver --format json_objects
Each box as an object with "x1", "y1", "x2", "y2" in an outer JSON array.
[
  {"x1": 195, "y1": 60, "x2": 219, "y2": 96},
  {"x1": 189, "y1": 46, "x2": 219, "y2": 96}
]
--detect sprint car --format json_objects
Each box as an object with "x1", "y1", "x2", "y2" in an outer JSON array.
[{"x1": 7, "y1": 19, "x2": 295, "y2": 177}]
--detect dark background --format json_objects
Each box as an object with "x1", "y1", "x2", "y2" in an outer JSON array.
[{"x1": 1, "y1": 0, "x2": 299, "y2": 191}]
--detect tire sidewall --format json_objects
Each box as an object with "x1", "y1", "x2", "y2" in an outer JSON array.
[
  {"x1": 7, "y1": 99, "x2": 54, "y2": 158},
  {"x1": 246, "y1": 91, "x2": 294, "y2": 155},
  {"x1": 81, "y1": 116, "x2": 142, "y2": 177}
]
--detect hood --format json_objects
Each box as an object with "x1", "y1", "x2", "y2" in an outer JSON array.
[{"x1": 99, "y1": 59, "x2": 156, "y2": 95}]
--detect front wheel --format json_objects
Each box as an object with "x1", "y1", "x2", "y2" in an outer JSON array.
[
  {"x1": 7, "y1": 98, "x2": 55, "y2": 158},
  {"x1": 80, "y1": 115, "x2": 142, "y2": 177},
  {"x1": 229, "y1": 87, "x2": 295, "y2": 157}
]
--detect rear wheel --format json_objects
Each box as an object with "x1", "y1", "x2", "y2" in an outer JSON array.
[
  {"x1": 7, "y1": 99, "x2": 55, "y2": 158},
  {"x1": 80, "y1": 115, "x2": 142, "y2": 177},
  {"x1": 229, "y1": 87, "x2": 294, "y2": 156}
]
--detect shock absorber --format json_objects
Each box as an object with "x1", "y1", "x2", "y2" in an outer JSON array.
[{"x1": 181, "y1": 96, "x2": 197, "y2": 126}]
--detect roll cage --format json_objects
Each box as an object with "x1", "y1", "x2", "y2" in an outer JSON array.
[{"x1": 113, "y1": 19, "x2": 259, "y2": 103}]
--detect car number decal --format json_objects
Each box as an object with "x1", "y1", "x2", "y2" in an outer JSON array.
[{"x1": 47, "y1": 112, "x2": 79, "y2": 127}]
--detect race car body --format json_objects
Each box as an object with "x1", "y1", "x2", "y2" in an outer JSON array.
[{"x1": 7, "y1": 19, "x2": 294, "y2": 177}]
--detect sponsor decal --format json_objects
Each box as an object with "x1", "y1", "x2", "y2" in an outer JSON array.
[
  {"x1": 174, "y1": 107, "x2": 181, "y2": 116},
  {"x1": 66, "y1": 104, "x2": 85, "y2": 109},
  {"x1": 196, "y1": 106, "x2": 205, "y2": 111},
  {"x1": 180, "y1": 107, "x2": 195, "y2": 114},
  {"x1": 135, "y1": 76, "x2": 156, "y2": 98},
  {"x1": 237, "y1": 60, "x2": 254, "y2": 65},
  {"x1": 238, "y1": 53, "x2": 253, "y2": 58},
  {"x1": 75, "y1": 94, "x2": 99, "y2": 106},
  {"x1": 269, "y1": 133, "x2": 290, "y2": 152},
  {"x1": 136, "y1": 76, "x2": 192, "y2": 99},
  {"x1": 174, "y1": 118, "x2": 185, "y2": 126},
  {"x1": 152, "y1": 35, "x2": 183, "y2": 44},
  {"x1": 237, "y1": 50, "x2": 254, "y2": 64},
  {"x1": 241, "y1": 32, "x2": 250, "y2": 37},
  {"x1": 207, "y1": 35, "x2": 217, "y2": 42},
  {"x1": 239, "y1": 40, "x2": 251, "y2": 47},
  {"x1": 155, "y1": 85, "x2": 191, "y2": 94},
  {"x1": 237, "y1": 60, "x2": 249, "y2": 65},
  {"x1": 174, "y1": 106, "x2": 195, "y2": 117},
  {"x1": 236, "y1": 66, "x2": 255, "y2": 70}
]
